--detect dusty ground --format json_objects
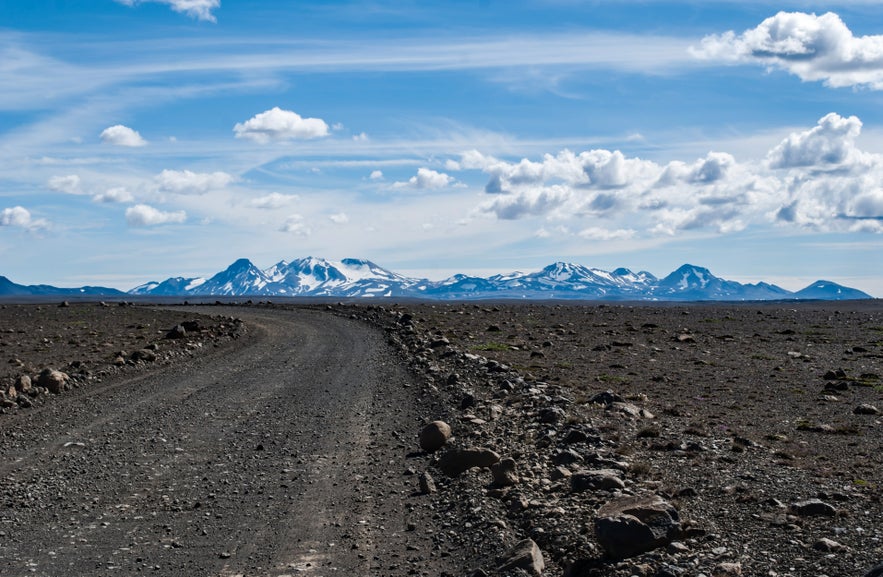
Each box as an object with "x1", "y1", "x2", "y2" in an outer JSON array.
[{"x1": 1, "y1": 300, "x2": 881, "y2": 577}]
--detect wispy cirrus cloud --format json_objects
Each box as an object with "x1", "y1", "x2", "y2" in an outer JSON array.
[
  {"x1": 155, "y1": 169, "x2": 235, "y2": 194},
  {"x1": 115, "y1": 0, "x2": 220, "y2": 22},
  {"x1": 692, "y1": 11, "x2": 883, "y2": 90}
]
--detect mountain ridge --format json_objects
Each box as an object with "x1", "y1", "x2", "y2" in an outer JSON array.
[
  {"x1": 0, "y1": 259, "x2": 874, "y2": 300},
  {"x1": 125, "y1": 258, "x2": 873, "y2": 301}
]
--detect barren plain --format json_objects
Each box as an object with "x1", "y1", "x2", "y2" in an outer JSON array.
[{"x1": 0, "y1": 300, "x2": 881, "y2": 577}]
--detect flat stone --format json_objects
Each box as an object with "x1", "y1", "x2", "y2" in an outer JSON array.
[
  {"x1": 437, "y1": 447, "x2": 501, "y2": 477},
  {"x1": 497, "y1": 538, "x2": 544, "y2": 576},
  {"x1": 790, "y1": 499, "x2": 836, "y2": 517}
]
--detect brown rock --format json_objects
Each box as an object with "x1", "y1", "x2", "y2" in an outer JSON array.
[
  {"x1": 14, "y1": 375, "x2": 31, "y2": 392},
  {"x1": 418, "y1": 471, "x2": 437, "y2": 495},
  {"x1": 497, "y1": 538, "x2": 545, "y2": 576},
  {"x1": 419, "y1": 420, "x2": 452, "y2": 452},
  {"x1": 437, "y1": 447, "x2": 500, "y2": 477},
  {"x1": 36, "y1": 368, "x2": 69, "y2": 394},
  {"x1": 813, "y1": 537, "x2": 847, "y2": 552},
  {"x1": 712, "y1": 562, "x2": 742, "y2": 576},
  {"x1": 491, "y1": 457, "x2": 519, "y2": 486}
]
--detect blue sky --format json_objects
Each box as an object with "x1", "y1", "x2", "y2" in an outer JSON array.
[{"x1": 1, "y1": 0, "x2": 882, "y2": 294}]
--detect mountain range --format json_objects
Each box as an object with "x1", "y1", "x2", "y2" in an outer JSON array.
[{"x1": 0, "y1": 258, "x2": 873, "y2": 301}]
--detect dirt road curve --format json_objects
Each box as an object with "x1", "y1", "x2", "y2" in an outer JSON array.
[{"x1": 0, "y1": 308, "x2": 451, "y2": 577}]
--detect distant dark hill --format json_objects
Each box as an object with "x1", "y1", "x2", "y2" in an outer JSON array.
[
  {"x1": 791, "y1": 280, "x2": 872, "y2": 300},
  {"x1": 0, "y1": 275, "x2": 125, "y2": 297}
]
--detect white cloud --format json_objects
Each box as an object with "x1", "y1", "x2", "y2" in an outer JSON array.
[
  {"x1": 155, "y1": 169, "x2": 234, "y2": 194},
  {"x1": 692, "y1": 11, "x2": 883, "y2": 90},
  {"x1": 48, "y1": 174, "x2": 82, "y2": 195},
  {"x1": 369, "y1": 170, "x2": 384, "y2": 180},
  {"x1": 578, "y1": 227, "x2": 636, "y2": 241},
  {"x1": 329, "y1": 212, "x2": 349, "y2": 224},
  {"x1": 766, "y1": 112, "x2": 866, "y2": 169},
  {"x1": 249, "y1": 192, "x2": 299, "y2": 209},
  {"x1": 125, "y1": 204, "x2": 187, "y2": 227},
  {"x1": 280, "y1": 214, "x2": 311, "y2": 235},
  {"x1": 233, "y1": 107, "x2": 330, "y2": 143},
  {"x1": 93, "y1": 187, "x2": 135, "y2": 204},
  {"x1": 115, "y1": 0, "x2": 220, "y2": 22},
  {"x1": 0, "y1": 206, "x2": 48, "y2": 231},
  {"x1": 657, "y1": 152, "x2": 737, "y2": 186},
  {"x1": 352, "y1": 132, "x2": 369, "y2": 142},
  {"x1": 393, "y1": 168, "x2": 455, "y2": 190},
  {"x1": 466, "y1": 113, "x2": 883, "y2": 236},
  {"x1": 100, "y1": 124, "x2": 147, "y2": 147}
]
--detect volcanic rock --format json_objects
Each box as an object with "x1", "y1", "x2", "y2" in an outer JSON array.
[
  {"x1": 419, "y1": 420, "x2": 452, "y2": 452},
  {"x1": 594, "y1": 494, "x2": 681, "y2": 558}
]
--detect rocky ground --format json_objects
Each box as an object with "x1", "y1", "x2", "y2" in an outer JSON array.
[
  {"x1": 343, "y1": 300, "x2": 883, "y2": 577},
  {"x1": 0, "y1": 299, "x2": 881, "y2": 577}
]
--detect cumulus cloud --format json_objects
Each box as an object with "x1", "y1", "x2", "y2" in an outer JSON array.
[
  {"x1": 329, "y1": 212, "x2": 349, "y2": 224},
  {"x1": 249, "y1": 192, "x2": 298, "y2": 209},
  {"x1": 48, "y1": 174, "x2": 82, "y2": 195},
  {"x1": 691, "y1": 11, "x2": 883, "y2": 90},
  {"x1": 125, "y1": 204, "x2": 186, "y2": 227},
  {"x1": 280, "y1": 214, "x2": 311, "y2": 235},
  {"x1": 116, "y1": 0, "x2": 220, "y2": 22},
  {"x1": 155, "y1": 169, "x2": 234, "y2": 194},
  {"x1": 467, "y1": 113, "x2": 883, "y2": 237},
  {"x1": 369, "y1": 170, "x2": 384, "y2": 180},
  {"x1": 767, "y1": 113, "x2": 865, "y2": 169},
  {"x1": 393, "y1": 168, "x2": 456, "y2": 190},
  {"x1": 0, "y1": 206, "x2": 48, "y2": 231},
  {"x1": 93, "y1": 188, "x2": 135, "y2": 204},
  {"x1": 100, "y1": 124, "x2": 147, "y2": 147},
  {"x1": 234, "y1": 107, "x2": 330, "y2": 143}
]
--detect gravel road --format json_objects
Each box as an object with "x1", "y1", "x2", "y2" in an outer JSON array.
[{"x1": 0, "y1": 307, "x2": 455, "y2": 577}]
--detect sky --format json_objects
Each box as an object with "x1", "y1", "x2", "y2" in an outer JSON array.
[{"x1": 1, "y1": 0, "x2": 882, "y2": 295}]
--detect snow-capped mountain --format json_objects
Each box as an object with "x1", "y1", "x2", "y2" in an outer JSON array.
[{"x1": 127, "y1": 258, "x2": 874, "y2": 301}]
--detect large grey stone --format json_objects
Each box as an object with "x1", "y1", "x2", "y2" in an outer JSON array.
[
  {"x1": 594, "y1": 494, "x2": 680, "y2": 558},
  {"x1": 571, "y1": 469, "x2": 625, "y2": 493}
]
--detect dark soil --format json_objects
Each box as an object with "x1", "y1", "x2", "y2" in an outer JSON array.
[{"x1": 1, "y1": 299, "x2": 881, "y2": 577}]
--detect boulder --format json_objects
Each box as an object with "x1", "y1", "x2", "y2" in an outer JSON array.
[
  {"x1": 130, "y1": 349, "x2": 157, "y2": 362},
  {"x1": 419, "y1": 420, "x2": 452, "y2": 452},
  {"x1": 14, "y1": 375, "x2": 31, "y2": 392},
  {"x1": 790, "y1": 499, "x2": 836, "y2": 517},
  {"x1": 36, "y1": 369, "x2": 69, "y2": 395},
  {"x1": 571, "y1": 469, "x2": 625, "y2": 493},
  {"x1": 594, "y1": 494, "x2": 680, "y2": 559},
  {"x1": 854, "y1": 404, "x2": 880, "y2": 415},
  {"x1": 864, "y1": 562, "x2": 883, "y2": 577},
  {"x1": 491, "y1": 457, "x2": 519, "y2": 487},
  {"x1": 497, "y1": 539, "x2": 545, "y2": 576},
  {"x1": 437, "y1": 447, "x2": 500, "y2": 477}
]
